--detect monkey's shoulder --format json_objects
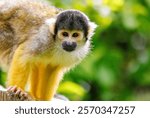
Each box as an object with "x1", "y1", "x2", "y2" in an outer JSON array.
[{"x1": 0, "y1": 0, "x2": 61, "y2": 21}]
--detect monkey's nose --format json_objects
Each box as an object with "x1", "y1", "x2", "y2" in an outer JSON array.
[{"x1": 62, "y1": 41, "x2": 77, "y2": 52}]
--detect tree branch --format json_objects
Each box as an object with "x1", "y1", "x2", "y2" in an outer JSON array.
[{"x1": 0, "y1": 86, "x2": 69, "y2": 101}]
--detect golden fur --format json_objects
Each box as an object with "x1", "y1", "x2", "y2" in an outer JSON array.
[{"x1": 0, "y1": 0, "x2": 96, "y2": 100}]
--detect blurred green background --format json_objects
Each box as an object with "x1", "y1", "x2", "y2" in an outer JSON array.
[{"x1": 1, "y1": 0, "x2": 150, "y2": 101}]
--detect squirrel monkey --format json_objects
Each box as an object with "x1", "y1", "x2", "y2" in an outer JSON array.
[{"x1": 0, "y1": 0, "x2": 97, "y2": 100}]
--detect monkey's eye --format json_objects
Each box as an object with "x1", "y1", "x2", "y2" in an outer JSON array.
[
  {"x1": 62, "y1": 32, "x2": 69, "y2": 37},
  {"x1": 72, "y1": 33, "x2": 79, "y2": 38}
]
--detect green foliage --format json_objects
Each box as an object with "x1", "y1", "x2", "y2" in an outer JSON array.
[{"x1": 0, "y1": 71, "x2": 6, "y2": 87}]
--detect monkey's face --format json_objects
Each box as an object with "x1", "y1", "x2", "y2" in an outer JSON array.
[
  {"x1": 57, "y1": 29, "x2": 84, "y2": 52},
  {"x1": 46, "y1": 10, "x2": 97, "y2": 66},
  {"x1": 52, "y1": 28, "x2": 91, "y2": 67}
]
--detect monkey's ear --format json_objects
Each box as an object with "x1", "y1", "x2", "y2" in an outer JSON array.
[
  {"x1": 88, "y1": 22, "x2": 97, "y2": 38},
  {"x1": 45, "y1": 18, "x2": 56, "y2": 34}
]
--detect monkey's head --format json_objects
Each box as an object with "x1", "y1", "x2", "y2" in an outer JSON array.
[{"x1": 46, "y1": 10, "x2": 97, "y2": 66}]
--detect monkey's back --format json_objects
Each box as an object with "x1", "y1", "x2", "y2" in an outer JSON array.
[{"x1": 0, "y1": 0, "x2": 60, "y2": 71}]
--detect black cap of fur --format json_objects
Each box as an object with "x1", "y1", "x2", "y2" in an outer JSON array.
[{"x1": 55, "y1": 10, "x2": 89, "y2": 39}]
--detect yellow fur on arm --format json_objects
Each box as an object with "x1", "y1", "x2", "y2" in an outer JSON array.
[
  {"x1": 29, "y1": 64, "x2": 64, "y2": 101},
  {"x1": 43, "y1": 66, "x2": 63, "y2": 100},
  {"x1": 7, "y1": 45, "x2": 30, "y2": 90}
]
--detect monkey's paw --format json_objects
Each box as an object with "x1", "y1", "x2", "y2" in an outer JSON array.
[{"x1": 6, "y1": 86, "x2": 33, "y2": 101}]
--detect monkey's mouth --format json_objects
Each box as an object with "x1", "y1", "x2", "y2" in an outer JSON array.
[{"x1": 62, "y1": 41, "x2": 77, "y2": 52}]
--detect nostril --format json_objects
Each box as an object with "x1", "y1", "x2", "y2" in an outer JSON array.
[
  {"x1": 71, "y1": 42, "x2": 77, "y2": 48},
  {"x1": 62, "y1": 41, "x2": 77, "y2": 52}
]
